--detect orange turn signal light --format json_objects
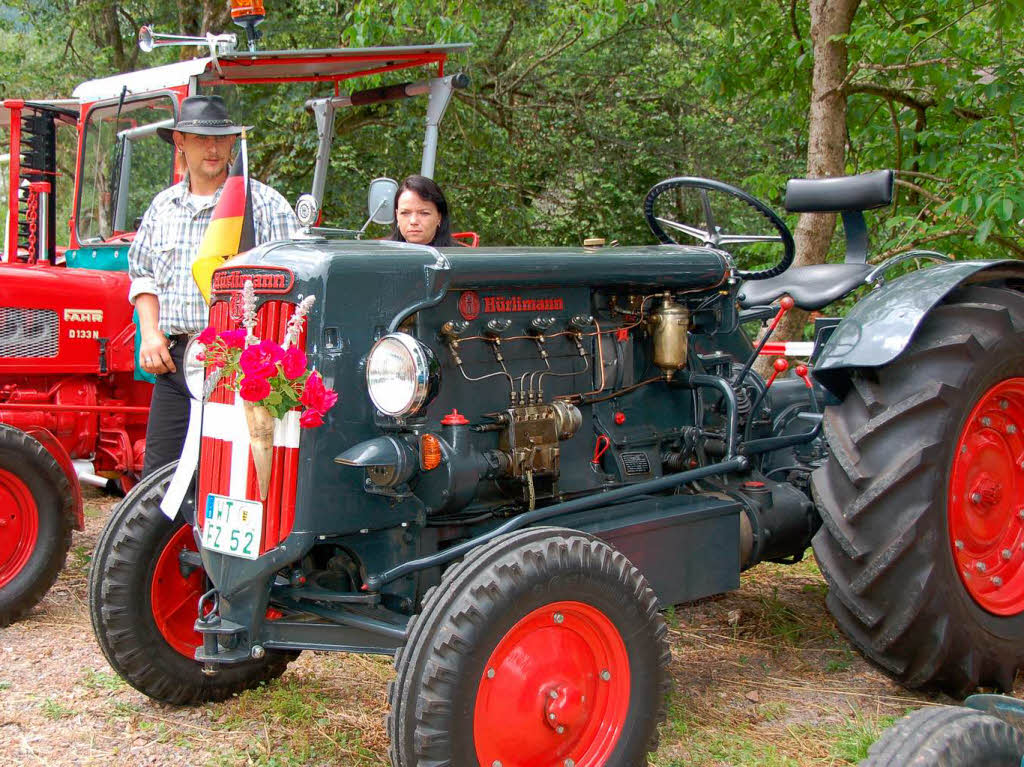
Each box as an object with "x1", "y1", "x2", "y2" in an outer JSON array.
[{"x1": 420, "y1": 434, "x2": 442, "y2": 471}]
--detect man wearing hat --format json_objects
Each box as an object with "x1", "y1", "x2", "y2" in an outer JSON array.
[{"x1": 128, "y1": 94, "x2": 299, "y2": 477}]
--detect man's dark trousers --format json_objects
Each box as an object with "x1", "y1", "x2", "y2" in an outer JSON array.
[{"x1": 141, "y1": 337, "x2": 190, "y2": 478}]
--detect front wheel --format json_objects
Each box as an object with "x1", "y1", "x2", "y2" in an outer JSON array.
[
  {"x1": 862, "y1": 705, "x2": 1024, "y2": 766},
  {"x1": 387, "y1": 527, "x2": 670, "y2": 767},
  {"x1": 813, "y1": 285, "x2": 1024, "y2": 694},
  {"x1": 89, "y1": 462, "x2": 294, "y2": 704}
]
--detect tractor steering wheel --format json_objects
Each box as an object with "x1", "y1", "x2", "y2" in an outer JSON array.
[{"x1": 643, "y1": 177, "x2": 795, "y2": 281}]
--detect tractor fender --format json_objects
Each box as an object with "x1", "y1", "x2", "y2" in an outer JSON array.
[
  {"x1": 813, "y1": 259, "x2": 1024, "y2": 397},
  {"x1": 22, "y1": 426, "x2": 84, "y2": 531}
]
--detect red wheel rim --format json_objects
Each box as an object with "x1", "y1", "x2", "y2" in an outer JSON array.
[
  {"x1": 150, "y1": 525, "x2": 206, "y2": 658},
  {"x1": 473, "y1": 600, "x2": 630, "y2": 767},
  {"x1": 0, "y1": 468, "x2": 40, "y2": 589},
  {"x1": 949, "y1": 378, "x2": 1024, "y2": 615}
]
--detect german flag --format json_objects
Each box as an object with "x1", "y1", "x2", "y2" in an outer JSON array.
[{"x1": 192, "y1": 136, "x2": 255, "y2": 304}]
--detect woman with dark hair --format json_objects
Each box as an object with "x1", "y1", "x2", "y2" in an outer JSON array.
[{"x1": 389, "y1": 175, "x2": 456, "y2": 247}]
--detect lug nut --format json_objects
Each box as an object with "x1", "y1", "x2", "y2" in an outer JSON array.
[
  {"x1": 994, "y1": 576, "x2": 1004, "y2": 587},
  {"x1": 493, "y1": 761, "x2": 502, "y2": 767},
  {"x1": 600, "y1": 669, "x2": 611, "y2": 681},
  {"x1": 549, "y1": 713, "x2": 556, "y2": 720},
  {"x1": 556, "y1": 725, "x2": 565, "y2": 734},
  {"x1": 1010, "y1": 425, "x2": 1019, "y2": 434},
  {"x1": 565, "y1": 761, "x2": 575, "y2": 767},
  {"x1": 982, "y1": 417, "x2": 992, "y2": 427},
  {"x1": 976, "y1": 561, "x2": 987, "y2": 572},
  {"x1": 1003, "y1": 549, "x2": 1013, "y2": 560},
  {"x1": 971, "y1": 493, "x2": 982, "y2": 504},
  {"x1": 250, "y1": 645, "x2": 265, "y2": 660},
  {"x1": 1001, "y1": 400, "x2": 1009, "y2": 409},
  {"x1": 553, "y1": 613, "x2": 564, "y2": 624},
  {"x1": 549, "y1": 690, "x2": 559, "y2": 699},
  {"x1": 486, "y1": 668, "x2": 495, "y2": 679},
  {"x1": 956, "y1": 540, "x2": 965, "y2": 550}
]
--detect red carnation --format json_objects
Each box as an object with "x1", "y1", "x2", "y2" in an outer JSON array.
[
  {"x1": 240, "y1": 340, "x2": 285, "y2": 380},
  {"x1": 300, "y1": 371, "x2": 338, "y2": 415},
  {"x1": 281, "y1": 346, "x2": 307, "y2": 379},
  {"x1": 299, "y1": 409, "x2": 324, "y2": 428},
  {"x1": 197, "y1": 326, "x2": 218, "y2": 345},
  {"x1": 220, "y1": 328, "x2": 248, "y2": 349},
  {"x1": 239, "y1": 375, "x2": 272, "y2": 402}
]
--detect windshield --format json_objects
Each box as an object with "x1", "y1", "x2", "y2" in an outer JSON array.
[{"x1": 76, "y1": 95, "x2": 176, "y2": 243}]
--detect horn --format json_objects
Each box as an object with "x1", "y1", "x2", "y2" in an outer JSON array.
[{"x1": 137, "y1": 26, "x2": 237, "y2": 53}]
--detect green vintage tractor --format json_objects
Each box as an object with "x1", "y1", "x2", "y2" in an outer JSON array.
[{"x1": 87, "y1": 17, "x2": 1024, "y2": 767}]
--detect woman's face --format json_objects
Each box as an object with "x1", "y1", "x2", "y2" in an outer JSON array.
[{"x1": 396, "y1": 189, "x2": 441, "y2": 245}]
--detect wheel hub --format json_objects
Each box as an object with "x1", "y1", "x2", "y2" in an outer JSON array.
[
  {"x1": 949, "y1": 379, "x2": 1024, "y2": 614},
  {"x1": 0, "y1": 468, "x2": 39, "y2": 589},
  {"x1": 473, "y1": 601, "x2": 630, "y2": 767},
  {"x1": 150, "y1": 524, "x2": 206, "y2": 658}
]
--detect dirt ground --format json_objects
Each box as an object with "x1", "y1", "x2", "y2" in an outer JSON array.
[{"x1": 0, "y1": 487, "x2": 1003, "y2": 767}]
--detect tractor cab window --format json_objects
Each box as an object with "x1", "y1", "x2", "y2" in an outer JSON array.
[{"x1": 76, "y1": 95, "x2": 176, "y2": 243}]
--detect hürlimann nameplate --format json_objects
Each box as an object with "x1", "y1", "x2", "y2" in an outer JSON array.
[{"x1": 621, "y1": 451, "x2": 651, "y2": 475}]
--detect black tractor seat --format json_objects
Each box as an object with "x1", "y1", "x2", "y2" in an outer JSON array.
[
  {"x1": 737, "y1": 262, "x2": 872, "y2": 310},
  {"x1": 738, "y1": 170, "x2": 893, "y2": 310}
]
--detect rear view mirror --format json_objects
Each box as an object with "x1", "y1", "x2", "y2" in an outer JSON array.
[{"x1": 368, "y1": 177, "x2": 398, "y2": 226}]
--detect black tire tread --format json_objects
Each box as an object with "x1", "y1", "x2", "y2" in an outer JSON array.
[
  {"x1": 862, "y1": 706, "x2": 1024, "y2": 766},
  {"x1": 812, "y1": 285, "x2": 1024, "y2": 694},
  {"x1": 0, "y1": 425, "x2": 74, "y2": 627},
  {"x1": 89, "y1": 464, "x2": 293, "y2": 704},
  {"x1": 387, "y1": 526, "x2": 671, "y2": 767}
]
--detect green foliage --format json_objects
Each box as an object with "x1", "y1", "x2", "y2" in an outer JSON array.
[{"x1": 1, "y1": 0, "x2": 1021, "y2": 259}]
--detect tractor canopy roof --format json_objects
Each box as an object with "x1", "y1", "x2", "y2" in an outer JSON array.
[{"x1": 71, "y1": 44, "x2": 471, "y2": 102}]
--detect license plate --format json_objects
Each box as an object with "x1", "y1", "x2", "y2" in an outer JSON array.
[{"x1": 202, "y1": 494, "x2": 263, "y2": 560}]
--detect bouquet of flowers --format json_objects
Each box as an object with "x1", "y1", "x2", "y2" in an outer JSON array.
[{"x1": 197, "y1": 280, "x2": 338, "y2": 498}]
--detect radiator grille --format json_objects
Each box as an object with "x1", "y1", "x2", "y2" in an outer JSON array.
[{"x1": 0, "y1": 307, "x2": 59, "y2": 358}]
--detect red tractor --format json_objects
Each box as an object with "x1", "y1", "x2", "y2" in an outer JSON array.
[
  {"x1": 0, "y1": 20, "x2": 470, "y2": 627},
  {"x1": 0, "y1": 87, "x2": 178, "y2": 623}
]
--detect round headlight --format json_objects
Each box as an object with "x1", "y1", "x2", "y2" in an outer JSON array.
[
  {"x1": 366, "y1": 333, "x2": 439, "y2": 416},
  {"x1": 183, "y1": 337, "x2": 206, "y2": 400}
]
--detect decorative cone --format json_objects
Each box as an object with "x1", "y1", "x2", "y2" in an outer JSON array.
[{"x1": 243, "y1": 400, "x2": 274, "y2": 500}]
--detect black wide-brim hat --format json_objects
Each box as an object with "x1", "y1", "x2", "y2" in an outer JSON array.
[{"x1": 157, "y1": 95, "x2": 253, "y2": 145}]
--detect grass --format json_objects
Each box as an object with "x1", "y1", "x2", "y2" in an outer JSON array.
[
  {"x1": 81, "y1": 669, "x2": 125, "y2": 691},
  {"x1": 40, "y1": 697, "x2": 76, "y2": 720}
]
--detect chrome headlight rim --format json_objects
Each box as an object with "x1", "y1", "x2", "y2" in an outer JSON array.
[
  {"x1": 365, "y1": 332, "x2": 439, "y2": 417},
  {"x1": 183, "y1": 336, "x2": 206, "y2": 400}
]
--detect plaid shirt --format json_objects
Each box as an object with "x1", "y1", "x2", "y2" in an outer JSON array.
[{"x1": 128, "y1": 177, "x2": 299, "y2": 335}]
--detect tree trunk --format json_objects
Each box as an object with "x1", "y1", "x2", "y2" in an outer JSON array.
[{"x1": 759, "y1": 0, "x2": 861, "y2": 367}]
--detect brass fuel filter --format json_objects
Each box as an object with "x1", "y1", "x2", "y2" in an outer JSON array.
[{"x1": 648, "y1": 294, "x2": 689, "y2": 379}]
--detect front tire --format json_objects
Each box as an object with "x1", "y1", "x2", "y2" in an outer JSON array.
[
  {"x1": 813, "y1": 285, "x2": 1024, "y2": 694},
  {"x1": 387, "y1": 527, "x2": 670, "y2": 767},
  {"x1": 862, "y1": 705, "x2": 1024, "y2": 766},
  {"x1": 89, "y1": 462, "x2": 294, "y2": 704},
  {"x1": 0, "y1": 425, "x2": 73, "y2": 627}
]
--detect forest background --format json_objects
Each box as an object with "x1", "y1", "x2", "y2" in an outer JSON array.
[{"x1": 2, "y1": 0, "x2": 1023, "y2": 317}]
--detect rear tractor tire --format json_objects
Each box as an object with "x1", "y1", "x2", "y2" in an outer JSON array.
[
  {"x1": 89, "y1": 462, "x2": 294, "y2": 704},
  {"x1": 387, "y1": 527, "x2": 671, "y2": 767},
  {"x1": 862, "y1": 705, "x2": 1024, "y2": 766},
  {"x1": 813, "y1": 285, "x2": 1024, "y2": 694},
  {"x1": 0, "y1": 424, "x2": 74, "y2": 627}
]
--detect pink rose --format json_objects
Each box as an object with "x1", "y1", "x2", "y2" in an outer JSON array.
[
  {"x1": 220, "y1": 329, "x2": 248, "y2": 349},
  {"x1": 239, "y1": 340, "x2": 285, "y2": 380},
  {"x1": 299, "y1": 409, "x2": 324, "y2": 428},
  {"x1": 281, "y1": 346, "x2": 307, "y2": 379},
  {"x1": 300, "y1": 371, "x2": 338, "y2": 415},
  {"x1": 239, "y1": 376, "x2": 272, "y2": 402},
  {"x1": 197, "y1": 326, "x2": 218, "y2": 345}
]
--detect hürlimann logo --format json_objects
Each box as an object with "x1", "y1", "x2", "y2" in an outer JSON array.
[
  {"x1": 212, "y1": 268, "x2": 293, "y2": 294},
  {"x1": 482, "y1": 295, "x2": 565, "y2": 313}
]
